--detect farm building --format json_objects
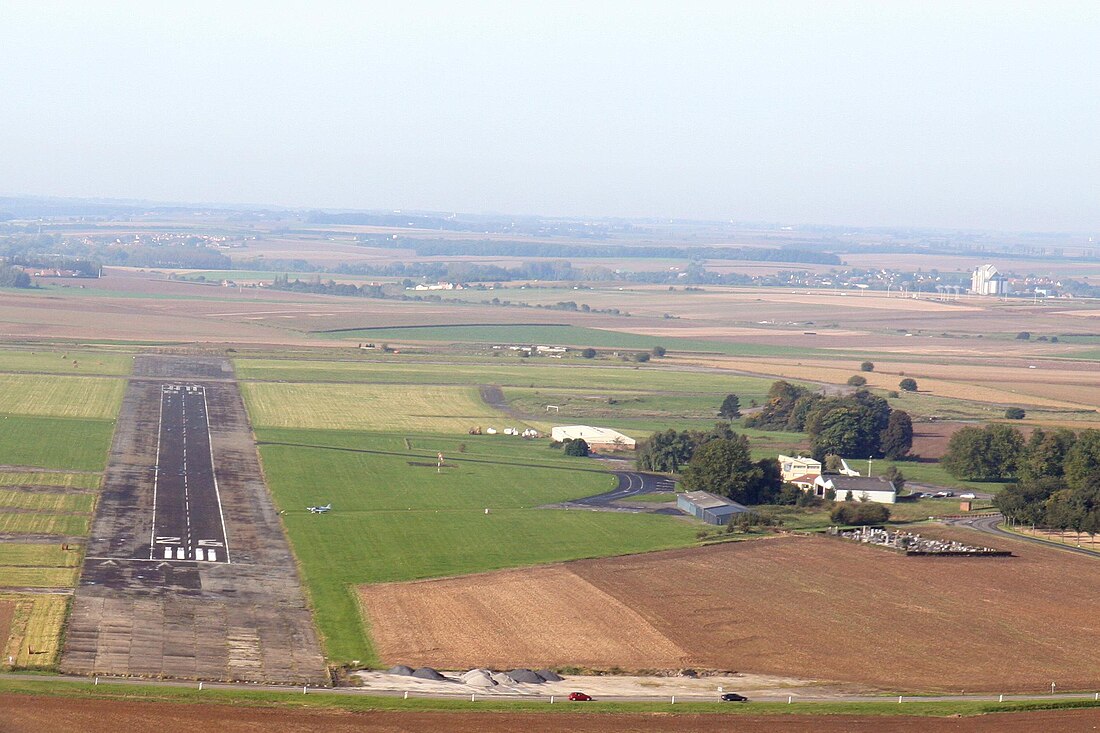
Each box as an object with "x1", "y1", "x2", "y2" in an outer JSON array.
[
  {"x1": 550, "y1": 425, "x2": 636, "y2": 450},
  {"x1": 813, "y1": 475, "x2": 897, "y2": 504},
  {"x1": 677, "y1": 491, "x2": 752, "y2": 525}
]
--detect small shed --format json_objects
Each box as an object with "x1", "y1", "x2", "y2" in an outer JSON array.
[{"x1": 677, "y1": 491, "x2": 751, "y2": 526}]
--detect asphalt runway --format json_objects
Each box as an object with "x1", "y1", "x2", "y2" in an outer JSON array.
[
  {"x1": 61, "y1": 356, "x2": 326, "y2": 685},
  {"x1": 150, "y1": 385, "x2": 229, "y2": 564}
]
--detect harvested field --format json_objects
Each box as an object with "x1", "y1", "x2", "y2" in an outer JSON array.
[
  {"x1": 241, "y1": 382, "x2": 514, "y2": 432},
  {"x1": 910, "y1": 421, "x2": 965, "y2": 460},
  {"x1": 361, "y1": 533, "x2": 1100, "y2": 692},
  {"x1": 361, "y1": 565, "x2": 688, "y2": 670},
  {"x1": 678, "y1": 356, "x2": 1088, "y2": 410},
  {"x1": 0, "y1": 374, "x2": 125, "y2": 419},
  {"x1": 2, "y1": 593, "x2": 69, "y2": 668},
  {"x1": 4, "y1": 695, "x2": 1100, "y2": 733}
]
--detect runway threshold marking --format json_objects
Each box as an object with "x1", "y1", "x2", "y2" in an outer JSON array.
[{"x1": 147, "y1": 384, "x2": 231, "y2": 564}]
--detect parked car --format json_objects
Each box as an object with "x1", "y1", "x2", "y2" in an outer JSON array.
[
  {"x1": 960, "y1": 492, "x2": 976, "y2": 499},
  {"x1": 919, "y1": 492, "x2": 934, "y2": 498},
  {"x1": 934, "y1": 491, "x2": 954, "y2": 498},
  {"x1": 568, "y1": 692, "x2": 593, "y2": 701},
  {"x1": 720, "y1": 692, "x2": 749, "y2": 702}
]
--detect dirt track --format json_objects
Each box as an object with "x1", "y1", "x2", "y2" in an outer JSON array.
[{"x1": 5, "y1": 695, "x2": 1100, "y2": 732}]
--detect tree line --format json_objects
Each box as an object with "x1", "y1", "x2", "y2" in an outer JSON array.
[{"x1": 367, "y1": 236, "x2": 842, "y2": 265}]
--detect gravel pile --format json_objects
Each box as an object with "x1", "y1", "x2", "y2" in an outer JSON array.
[
  {"x1": 536, "y1": 669, "x2": 563, "y2": 682},
  {"x1": 460, "y1": 669, "x2": 497, "y2": 687},
  {"x1": 506, "y1": 668, "x2": 544, "y2": 684},
  {"x1": 411, "y1": 667, "x2": 448, "y2": 681},
  {"x1": 387, "y1": 665, "x2": 414, "y2": 676}
]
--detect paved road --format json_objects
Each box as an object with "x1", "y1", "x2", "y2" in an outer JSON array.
[
  {"x1": 548, "y1": 471, "x2": 680, "y2": 513},
  {"x1": 948, "y1": 513, "x2": 1100, "y2": 558},
  {"x1": 4, "y1": 671, "x2": 1100, "y2": 706}
]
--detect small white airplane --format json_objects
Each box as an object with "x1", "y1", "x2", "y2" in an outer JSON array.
[{"x1": 307, "y1": 503, "x2": 331, "y2": 514}]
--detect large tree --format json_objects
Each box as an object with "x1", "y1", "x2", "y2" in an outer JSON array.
[
  {"x1": 880, "y1": 410, "x2": 913, "y2": 460},
  {"x1": 718, "y1": 393, "x2": 742, "y2": 419},
  {"x1": 681, "y1": 434, "x2": 780, "y2": 504}
]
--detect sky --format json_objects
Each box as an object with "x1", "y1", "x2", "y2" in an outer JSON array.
[{"x1": 1, "y1": 1, "x2": 1097, "y2": 231}]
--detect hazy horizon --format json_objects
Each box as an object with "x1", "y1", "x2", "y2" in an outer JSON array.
[{"x1": 2, "y1": 1, "x2": 1097, "y2": 232}]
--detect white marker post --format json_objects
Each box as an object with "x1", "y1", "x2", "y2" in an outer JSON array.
[{"x1": 404, "y1": 691, "x2": 409, "y2": 700}]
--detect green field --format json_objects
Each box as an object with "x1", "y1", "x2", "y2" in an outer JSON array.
[
  {"x1": 0, "y1": 567, "x2": 78, "y2": 588},
  {"x1": 0, "y1": 513, "x2": 89, "y2": 536},
  {"x1": 0, "y1": 544, "x2": 80, "y2": 567},
  {"x1": 0, "y1": 490, "x2": 94, "y2": 513},
  {"x1": 234, "y1": 357, "x2": 809, "y2": 393},
  {"x1": 313, "y1": 324, "x2": 821, "y2": 356},
  {"x1": 0, "y1": 472, "x2": 101, "y2": 490},
  {"x1": 0, "y1": 349, "x2": 133, "y2": 376},
  {"x1": 0, "y1": 416, "x2": 117, "y2": 471},
  {"x1": 242, "y1": 383, "x2": 514, "y2": 432},
  {"x1": 0, "y1": 374, "x2": 125, "y2": 419},
  {"x1": 256, "y1": 427, "x2": 697, "y2": 665}
]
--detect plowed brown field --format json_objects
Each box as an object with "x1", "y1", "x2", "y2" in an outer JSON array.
[
  {"x1": 361, "y1": 532, "x2": 1100, "y2": 692},
  {"x1": 6, "y1": 694, "x2": 1100, "y2": 733}
]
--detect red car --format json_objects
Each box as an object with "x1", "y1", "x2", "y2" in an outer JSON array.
[{"x1": 568, "y1": 692, "x2": 593, "y2": 701}]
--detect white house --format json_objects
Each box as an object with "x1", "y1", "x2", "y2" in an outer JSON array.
[
  {"x1": 779, "y1": 455, "x2": 860, "y2": 489},
  {"x1": 551, "y1": 425, "x2": 636, "y2": 450},
  {"x1": 779, "y1": 455, "x2": 821, "y2": 489},
  {"x1": 813, "y1": 475, "x2": 897, "y2": 504}
]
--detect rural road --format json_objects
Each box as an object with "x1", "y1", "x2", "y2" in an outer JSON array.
[
  {"x1": 948, "y1": 513, "x2": 1100, "y2": 558},
  {"x1": 4, "y1": 671, "x2": 1100, "y2": 707}
]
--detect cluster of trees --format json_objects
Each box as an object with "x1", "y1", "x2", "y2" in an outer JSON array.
[
  {"x1": 996, "y1": 478, "x2": 1100, "y2": 534},
  {"x1": 830, "y1": 502, "x2": 890, "y2": 525},
  {"x1": 944, "y1": 425, "x2": 1100, "y2": 484},
  {"x1": 0, "y1": 264, "x2": 31, "y2": 288},
  {"x1": 743, "y1": 381, "x2": 912, "y2": 460},
  {"x1": 636, "y1": 424, "x2": 781, "y2": 504}
]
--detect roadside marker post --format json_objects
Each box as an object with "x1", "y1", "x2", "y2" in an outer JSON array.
[
  {"x1": 198, "y1": 682, "x2": 203, "y2": 691},
  {"x1": 303, "y1": 686, "x2": 308, "y2": 695},
  {"x1": 898, "y1": 695, "x2": 903, "y2": 703},
  {"x1": 550, "y1": 695, "x2": 554, "y2": 704},
  {"x1": 403, "y1": 691, "x2": 408, "y2": 700},
  {"x1": 671, "y1": 695, "x2": 675, "y2": 704},
  {"x1": 787, "y1": 695, "x2": 792, "y2": 704},
  {"x1": 999, "y1": 694, "x2": 1003, "y2": 702},
  {"x1": 471, "y1": 693, "x2": 476, "y2": 702}
]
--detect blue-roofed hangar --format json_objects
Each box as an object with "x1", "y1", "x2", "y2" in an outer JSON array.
[{"x1": 676, "y1": 491, "x2": 752, "y2": 526}]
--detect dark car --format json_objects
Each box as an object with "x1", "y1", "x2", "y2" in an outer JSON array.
[
  {"x1": 720, "y1": 692, "x2": 748, "y2": 702},
  {"x1": 568, "y1": 692, "x2": 593, "y2": 701}
]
